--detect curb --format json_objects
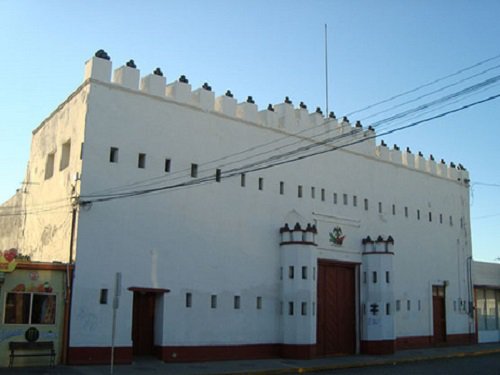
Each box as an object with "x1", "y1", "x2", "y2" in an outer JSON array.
[{"x1": 222, "y1": 347, "x2": 500, "y2": 375}]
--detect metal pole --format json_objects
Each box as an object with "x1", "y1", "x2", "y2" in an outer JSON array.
[
  {"x1": 111, "y1": 272, "x2": 121, "y2": 374},
  {"x1": 325, "y1": 23, "x2": 329, "y2": 116}
]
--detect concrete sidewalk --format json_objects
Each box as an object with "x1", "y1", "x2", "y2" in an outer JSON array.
[{"x1": 2, "y1": 343, "x2": 500, "y2": 375}]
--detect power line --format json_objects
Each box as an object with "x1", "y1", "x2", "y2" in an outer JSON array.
[{"x1": 80, "y1": 92, "x2": 500, "y2": 204}]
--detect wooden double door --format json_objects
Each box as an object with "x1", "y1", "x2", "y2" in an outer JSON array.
[{"x1": 316, "y1": 261, "x2": 356, "y2": 356}]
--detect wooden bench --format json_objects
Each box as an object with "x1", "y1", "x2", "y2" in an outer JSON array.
[{"x1": 9, "y1": 341, "x2": 55, "y2": 368}]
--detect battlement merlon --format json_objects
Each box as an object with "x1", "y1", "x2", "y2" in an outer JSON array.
[{"x1": 83, "y1": 51, "x2": 470, "y2": 186}]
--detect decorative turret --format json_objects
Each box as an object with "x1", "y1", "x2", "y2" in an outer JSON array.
[{"x1": 361, "y1": 234, "x2": 395, "y2": 354}]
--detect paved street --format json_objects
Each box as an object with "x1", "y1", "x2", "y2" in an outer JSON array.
[{"x1": 312, "y1": 353, "x2": 500, "y2": 375}]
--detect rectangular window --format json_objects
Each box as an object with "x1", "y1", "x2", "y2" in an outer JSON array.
[
  {"x1": 234, "y1": 295, "x2": 241, "y2": 309},
  {"x1": 392, "y1": 204, "x2": 396, "y2": 215},
  {"x1": 321, "y1": 188, "x2": 325, "y2": 201},
  {"x1": 280, "y1": 267, "x2": 283, "y2": 280},
  {"x1": 405, "y1": 206, "x2": 409, "y2": 217},
  {"x1": 386, "y1": 271, "x2": 390, "y2": 283},
  {"x1": 258, "y1": 177, "x2": 264, "y2": 190},
  {"x1": 449, "y1": 215, "x2": 453, "y2": 226},
  {"x1": 429, "y1": 212, "x2": 432, "y2": 222},
  {"x1": 298, "y1": 185, "x2": 303, "y2": 198},
  {"x1": 185, "y1": 293, "x2": 192, "y2": 308},
  {"x1": 191, "y1": 163, "x2": 198, "y2": 178},
  {"x1": 353, "y1": 195, "x2": 357, "y2": 207},
  {"x1": 211, "y1": 295, "x2": 217, "y2": 309},
  {"x1": 99, "y1": 289, "x2": 108, "y2": 304},
  {"x1": 4, "y1": 292, "x2": 56, "y2": 325},
  {"x1": 396, "y1": 300, "x2": 401, "y2": 311},
  {"x1": 363, "y1": 272, "x2": 367, "y2": 284},
  {"x1": 372, "y1": 271, "x2": 377, "y2": 283},
  {"x1": 215, "y1": 169, "x2": 221, "y2": 182},
  {"x1": 343, "y1": 193, "x2": 348, "y2": 205},
  {"x1": 240, "y1": 173, "x2": 246, "y2": 187},
  {"x1": 311, "y1": 187, "x2": 315, "y2": 199},
  {"x1": 407, "y1": 300, "x2": 411, "y2": 311},
  {"x1": 164, "y1": 158, "x2": 171, "y2": 172},
  {"x1": 301, "y1": 302, "x2": 307, "y2": 316},
  {"x1": 439, "y1": 213, "x2": 443, "y2": 224},
  {"x1": 378, "y1": 202, "x2": 382, "y2": 213},
  {"x1": 109, "y1": 147, "x2": 119, "y2": 163},
  {"x1": 138, "y1": 153, "x2": 146, "y2": 168},
  {"x1": 289, "y1": 266, "x2": 294, "y2": 279},
  {"x1": 44, "y1": 153, "x2": 55, "y2": 179},
  {"x1": 333, "y1": 193, "x2": 337, "y2": 204},
  {"x1": 417, "y1": 209, "x2": 421, "y2": 220},
  {"x1": 256, "y1": 296, "x2": 262, "y2": 310},
  {"x1": 364, "y1": 198, "x2": 369, "y2": 211},
  {"x1": 386, "y1": 303, "x2": 391, "y2": 316},
  {"x1": 280, "y1": 181, "x2": 285, "y2": 195},
  {"x1": 59, "y1": 140, "x2": 71, "y2": 170},
  {"x1": 418, "y1": 300, "x2": 421, "y2": 311},
  {"x1": 302, "y1": 266, "x2": 307, "y2": 280},
  {"x1": 289, "y1": 302, "x2": 294, "y2": 316}
]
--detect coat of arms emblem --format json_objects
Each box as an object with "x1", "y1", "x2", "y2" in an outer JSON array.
[{"x1": 329, "y1": 226, "x2": 345, "y2": 246}]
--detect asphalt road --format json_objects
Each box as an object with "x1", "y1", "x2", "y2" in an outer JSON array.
[{"x1": 310, "y1": 353, "x2": 500, "y2": 374}]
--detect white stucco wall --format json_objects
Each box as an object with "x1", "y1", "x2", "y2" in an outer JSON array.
[{"x1": 4, "y1": 56, "x2": 474, "y2": 351}]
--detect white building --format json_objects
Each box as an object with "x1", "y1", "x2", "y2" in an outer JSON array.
[{"x1": 1, "y1": 50, "x2": 496, "y2": 365}]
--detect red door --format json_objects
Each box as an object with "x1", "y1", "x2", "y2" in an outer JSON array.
[
  {"x1": 132, "y1": 292, "x2": 156, "y2": 355},
  {"x1": 432, "y1": 286, "x2": 446, "y2": 344},
  {"x1": 317, "y1": 261, "x2": 356, "y2": 355}
]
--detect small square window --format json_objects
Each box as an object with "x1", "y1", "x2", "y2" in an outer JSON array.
[
  {"x1": 165, "y1": 159, "x2": 171, "y2": 172},
  {"x1": 301, "y1": 302, "x2": 307, "y2": 316},
  {"x1": 191, "y1": 164, "x2": 198, "y2": 178},
  {"x1": 59, "y1": 140, "x2": 71, "y2": 171},
  {"x1": 99, "y1": 289, "x2": 108, "y2": 304},
  {"x1": 109, "y1": 147, "x2": 119, "y2": 163},
  {"x1": 138, "y1": 153, "x2": 146, "y2": 168},
  {"x1": 234, "y1": 296, "x2": 240, "y2": 309},
  {"x1": 45, "y1": 153, "x2": 55, "y2": 179},
  {"x1": 302, "y1": 266, "x2": 307, "y2": 280}
]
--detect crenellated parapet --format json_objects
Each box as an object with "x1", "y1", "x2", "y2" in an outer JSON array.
[
  {"x1": 279, "y1": 222, "x2": 317, "y2": 246},
  {"x1": 84, "y1": 50, "x2": 470, "y2": 185},
  {"x1": 375, "y1": 140, "x2": 470, "y2": 185}
]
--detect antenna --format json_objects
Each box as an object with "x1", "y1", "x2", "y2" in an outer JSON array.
[{"x1": 324, "y1": 24, "x2": 329, "y2": 116}]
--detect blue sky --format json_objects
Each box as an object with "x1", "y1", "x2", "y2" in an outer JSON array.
[{"x1": 0, "y1": 0, "x2": 499, "y2": 261}]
